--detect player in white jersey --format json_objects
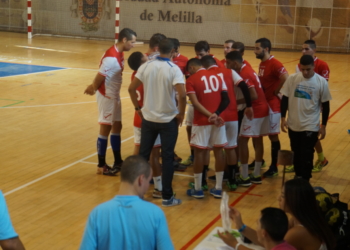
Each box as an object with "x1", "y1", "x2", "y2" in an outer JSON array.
[{"x1": 84, "y1": 28, "x2": 137, "y2": 176}]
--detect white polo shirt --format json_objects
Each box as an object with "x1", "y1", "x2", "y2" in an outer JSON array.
[
  {"x1": 135, "y1": 57, "x2": 185, "y2": 123},
  {"x1": 280, "y1": 72, "x2": 332, "y2": 132}
]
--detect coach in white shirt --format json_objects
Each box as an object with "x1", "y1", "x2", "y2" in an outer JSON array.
[
  {"x1": 280, "y1": 54, "x2": 332, "y2": 181},
  {"x1": 128, "y1": 39, "x2": 186, "y2": 206}
]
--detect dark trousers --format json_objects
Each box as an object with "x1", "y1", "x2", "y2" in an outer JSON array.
[
  {"x1": 288, "y1": 128, "x2": 318, "y2": 181},
  {"x1": 140, "y1": 118, "x2": 178, "y2": 199}
]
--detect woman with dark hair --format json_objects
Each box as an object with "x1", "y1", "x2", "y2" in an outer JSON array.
[{"x1": 218, "y1": 179, "x2": 335, "y2": 250}]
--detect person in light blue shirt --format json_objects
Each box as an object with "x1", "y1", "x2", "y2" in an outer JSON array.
[
  {"x1": 80, "y1": 155, "x2": 174, "y2": 250},
  {"x1": 0, "y1": 191, "x2": 25, "y2": 250}
]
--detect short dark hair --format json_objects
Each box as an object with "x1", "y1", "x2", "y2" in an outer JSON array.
[
  {"x1": 232, "y1": 41, "x2": 245, "y2": 53},
  {"x1": 149, "y1": 33, "x2": 167, "y2": 49},
  {"x1": 128, "y1": 52, "x2": 144, "y2": 71},
  {"x1": 255, "y1": 38, "x2": 271, "y2": 52},
  {"x1": 300, "y1": 55, "x2": 314, "y2": 66},
  {"x1": 260, "y1": 207, "x2": 289, "y2": 242},
  {"x1": 195, "y1": 41, "x2": 210, "y2": 52},
  {"x1": 186, "y1": 58, "x2": 202, "y2": 72},
  {"x1": 170, "y1": 38, "x2": 180, "y2": 50},
  {"x1": 304, "y1": 39, "x2": 316, "y2": 49},
  {"x1": 225, "y1": 39, "x2": 235, "y2": 44},
  {"x1": 226, "y1": 51, "x2": 243, "y2": 63},
  {"x1": 120, "y1": 155, "x2": 151, "y2": 184},
  {"x1": 118, "y1": 28, "x2": 137, "y2": 42},
  {"x1": 200, "y1": 55, "x2": 217, "y2": 68},
  {"x1": 159, "y1": 38, "x2": 174, "y2": 54}
]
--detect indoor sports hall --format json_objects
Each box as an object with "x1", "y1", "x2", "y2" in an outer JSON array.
[{"x1": 1, "y1": 0, "x2": 350, "y2": 249}]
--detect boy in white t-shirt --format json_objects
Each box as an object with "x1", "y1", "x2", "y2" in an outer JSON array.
[{"x1": 280, "y1": 55, "x2": 332, "y2": 181}]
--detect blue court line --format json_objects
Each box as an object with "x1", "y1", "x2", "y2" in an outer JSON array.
[{"x1": 0, "y1": 62, "x2": 65, "y2": 78}]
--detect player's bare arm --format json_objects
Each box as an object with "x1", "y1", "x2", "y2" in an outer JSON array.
[
  {"x1": 275, "y1": 73, "x2": 289, "y2": 95},
  {"x1": 84, "y1": 73, "x2": 105, "y2": 95},
  {"x1": 236, "y1": 87, "x2": 257, "y2": 105},
  {"x1": 128, "y1": 77, "x2": 143, "y2": 111},
  {"x1": 175, "y1": 83, "x2": 187, "y2": 126}
]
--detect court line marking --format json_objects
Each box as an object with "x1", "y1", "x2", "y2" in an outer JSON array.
[
  {"x1": 0, "y1": 97, "x2": 130, "y2": 109},
  {"x1": 0, "y1": 68, "x2": 69, "y2": 79},
  {"x1": 180, "y1": 97, "x2": 350, "y2": 250},
  {"x1": 3, "y1": 135, "x2": 134, "y2": 197}
]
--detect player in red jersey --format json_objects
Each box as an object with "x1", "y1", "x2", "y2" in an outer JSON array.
[
  {"x1": 127, "y1": 52, "x2": 163, "y2": 198},
  {"x1": 171, "y1": 38, "x2": 189, "y2": 76},
  {"x1": 288, "y1": 40, "x2": 329, "y2": 173},
  {"x1": 227, "y1": 51, "x2": 270, "y2": 187},
  {"x1": 221, "y1": 39, "x2": 235, "y2": 67},
  {"x1": 186, "y1": 58, "x2": 230, "y2": 199},
  {"x1": 231, "y1": 42, "x2": 253, "y2": 69},
  {"x1": 84, "y1": 28, "x2": 137, "y2": 176},
  {"x1": 201, "y1": 55, "x2": 254, "y2": 190},
  {"x1": 254, "y1": 38, "x2": 289, "y2": 177},
  {"x1": 195, "y1": 40, "x2": 225, "y2": 68},
  {"x1": 145, "y1": 33, "x2": 167, "y2": 60}
]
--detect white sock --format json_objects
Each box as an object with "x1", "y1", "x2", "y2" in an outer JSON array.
[
  {"x1": 194, "y1": 173, "x2": 202, "y2": 190},
  {"x1": 254, "y1": 162, "x2": 262, "y2": 176},
  {"x1": 215, "y1": 171, "x2": 224, "y2": 190},
  {"x1": 241, "y1": 164, "x2": 249, "y2": 179},
  {"x1": 153, "y1": 176, "x2": 162, "y2": 191}
]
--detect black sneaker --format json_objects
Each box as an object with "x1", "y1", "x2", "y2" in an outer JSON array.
[
  {"x1": 109, "y1": 161, "x2": 123, "y2": 175},
  {"x1": 249, "y1": 174, "x2": 262, "y2": 184},
  {"x1": 174, "y1": 162, "x2": 187, "y2": 172},
  {"x1": 262, "y1": 167, "x2": 278, "y2": 177},
  {"x1": 248, "y1": 159, "x2": 266, "y2": 170},
  {"x1": 97, "y1": 164, "x2": 116, "y2": 176},
  {"x1": 236, "y1": 175, "x2": 251, "y2": 187}
]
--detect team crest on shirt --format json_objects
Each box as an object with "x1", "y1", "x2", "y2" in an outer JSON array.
[
  {"x1": 322, "y1": 70, "x2": 328, "y2": 77},
  {"x1": 75, "y1": 0, "x2": 104, "y2": 32}
]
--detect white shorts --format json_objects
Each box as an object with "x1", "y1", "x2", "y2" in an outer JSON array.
[
  {"x1": 97, "y1": 91, "x2": 121, "y2": 125},
  {"x1": 185, "y1": 104, "x2": 194, "y2": 126},
  {"x1": 269, "y1": 111, "x2": 280, "y2": 135},
  {"x1": 133, "y1": 127, "x2": 161, "y2": 147},
  {"x1": 240, "y1": 116, "x2": 269, "y2": 137},
  {"x1": 224, "y1": 121, "x2": 238, "y2": 148},
  {"x1": 190, "y1": 125, "x2": 227, "y2": 149}
]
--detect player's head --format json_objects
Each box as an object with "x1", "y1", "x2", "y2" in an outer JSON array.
[
  {"x1": 256, "y1": 208, "x2": 289, "y2": 244},
  {"x1": 231, "y1": 42, "x2": 245, "y2": 56},
  {"x1": 299, "y1": 55, "x2": 315, "y2": 78},
  {"x1": 158, "y1": 38, "x2": 175, "y2": 56},
  {"x1": 254, "y1": 38, "x2": 271, "y2": 59},
  {"x1": 149, "y1": 33, "x2": 167, "y2": 51},
  {"x1": 302, "y1": 40, "x2": 316, "y2": 56},
  {"x1": 120, "y1": 155, "x2": 152, "y2": 199},
  {"x1": 169, "y1": 38, "x2": 181, "y2": 58},
  {"x1": 200, "y1": 55, "x2": 217, "y2": 69},
  {"x1": 128, "y1": 52, "x2": 148, "y2": 71},
  {"x1": 118, "y1": 28, "x2": 137, "y2": 51},
  {"x1": 186, "y1": 58, "x2": 203, "y2": 75},
  {"x1": 195, "y1": 41, "x2": 210, "y2": 59},
  {"x1": 225, "y1": 51, "x2": 243, "y2": 72},
  {"x1": 224, "y1": 39, "x2": 235, "y2": 56}
]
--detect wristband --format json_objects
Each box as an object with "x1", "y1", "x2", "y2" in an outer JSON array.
[
  {"x1": 235, "y1": 243, "x2": 241, "y2": 249},
  {"x1": 238, "y1": 224, "x2": 246, "y2": 233}
]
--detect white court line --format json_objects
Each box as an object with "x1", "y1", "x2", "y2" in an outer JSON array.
[
  {"x1": 1, "y1": 97, "x2": 130, "y2": 109},
  {"x1": 66, "y1": 67, "x2": 133, "y2": 75},
  {"x1": 4, "y1": 135, "x2": 135, "y2": 197},
  {"x1": 0, "y1": 68, "x2": 69, "y2": 79}
]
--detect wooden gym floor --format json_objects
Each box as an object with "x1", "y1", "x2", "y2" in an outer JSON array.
[{"x1": 0, "y1": 31, "x2": 349, "y2": 250}]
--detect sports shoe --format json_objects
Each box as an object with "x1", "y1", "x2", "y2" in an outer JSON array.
[
  {"x1": 209, "y1": 188, "x2": 222, "y2": 198},
  {"x1": 249, "y1": 174, "x2": 262, "y2": 184},
  {"x1": 180, "y1": 156, "x2": 194, "y2": 166},
  {"x1": 187, "y1": 188, "x2": 204, "y2": 199},
  {"x1": 189, "y1": 182, "x2": 208, "y2": 191},
  {"x1": 226, "y1": 180, "x2": 237, "y2": 191},
  {"x1": 96, "y1": 164, "x2": 117, "y2": 176},
  {"x1": 263, "y1": 168, "x2": 278, "y2": 177},
  {"x1": 162, "y1": 195, "x2": 182, "y2": 207},
  {"x1": 174, "y1": 162, "x2": 187, "y2": 172},
  {"x1": 248, "y1": 159, "x2": 266, "y2": 170},
  {"x1": 152, "y1": 189, "x2": 162, "y2": 198},
  {"x1": 174, "y1": 153, "x2": 182, "y2": 162},
  {"x1": 284, "y1": 165, "x2": 295, "y2": 173},
  {"x1": 236, "y1": 175, "x2": 251, "y2": 187},
  {"x1": 312, "y1": 158, "x2": 329, "y2": 172}
]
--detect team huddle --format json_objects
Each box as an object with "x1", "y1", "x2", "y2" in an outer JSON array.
[{"x1": 84, "y1": 28, "x2": 331, "y2": 206}]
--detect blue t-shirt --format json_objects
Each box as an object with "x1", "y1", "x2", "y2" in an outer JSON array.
[
  {"x1": 80, "y1": 195, "x2": 174, "y2": 250},
  {"x1": 0, "y1": 191, "x2": 18, "y2": 240}
]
